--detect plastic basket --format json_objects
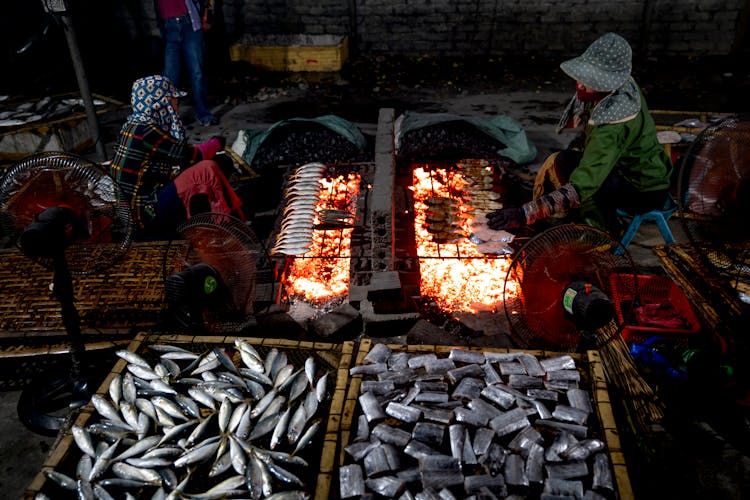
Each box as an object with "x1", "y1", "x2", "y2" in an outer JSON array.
[{"x1": 610, "y1": 273, "x2": 701, "y2": 345}]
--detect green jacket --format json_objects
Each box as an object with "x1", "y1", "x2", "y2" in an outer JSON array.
[{"x1": 570, "y1": 85, "x2": 672, "y2": 203}]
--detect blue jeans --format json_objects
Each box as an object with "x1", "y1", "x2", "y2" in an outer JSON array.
[{"x1": 162, "y1": 16, "x2": 214, "y2": 122}]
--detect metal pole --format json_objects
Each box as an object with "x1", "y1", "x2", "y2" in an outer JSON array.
[{"x1": 43, "y1": 0, "x2": 107, "y2": 162}]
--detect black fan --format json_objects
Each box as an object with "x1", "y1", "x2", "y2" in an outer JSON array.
[
  {"x1": 163, "y1": 213, "x2": 263, "y2": 333},
  {"x1": 503, "y1": 224, "x2": 637, "y2": 352},
  {"x1": 0, "y1": 151, "x2": 132, "y2": 433},
  {"x1": 676, "y1": 115, "x2": 750, "y2": 304}
]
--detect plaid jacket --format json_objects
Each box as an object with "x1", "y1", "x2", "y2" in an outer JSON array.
[{"x1": 110, "y1": 121, "x2": 200, "y2": 227}]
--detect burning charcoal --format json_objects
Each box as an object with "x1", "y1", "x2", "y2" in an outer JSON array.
[
  {"x1": 473, "y1": 427, "x2": 495, "y2": 456},
  {"x1": 356, "y1": 415, "x2": 370, "y2": 441},
  {"x1": 419, "y1": 407, "x2": 454, "y2": 424},
  {"x1": 480, "y1": 442, "x2": 508, "y2": 476},
  {"x1": 415, "y1": 380, "x2": 449, "y2": 392},
  {"x1": 438, "y1": 488, "x2": 458, "y2": 500},
  {"x1": 372, "y1": 423, "x2": 412, "y2": 447},
  {"x1": 561, "y1": 439, "x2": 606, "y2": 461},
  {"x1": 567, "y1": 388, "x2": 593, "y2": 414},
  {"x1": 553, "y1": 404, "x2": 590, "y2": 425},
  {"x1": 508, "y1": 374, "x2": 544, "y2": 389},
  {"x1": 366, "y1": 476, "x2": 407, "y2": 498},
  {"x1": 454, "y1": 407, "x2": 489, "y2": 427},
  {"x1": 340, "y1": 464, "x2": 366, "y2": 498},
  {"x1": 359, "y1": 391, "x2": 386, "y2": 423},
  {"x1": 448, "y1": 424, "x2": 466, "y2": 460},
  {"x1": 402, "y1": 386, "x2": 421, "y2": 405},
  {"x1": 481, "y1": 363, "x2": 502, "y2": 385},
  {"x1": 452, "y1": 377, "x2": 485, "y2": 401},
  {"x1": 546, "y1": 369, "x2": 581, "y2": 383},
  {"x1": 449, "y1": 349, "x2": 486, "y2": 365},
  {"x1": 415, "y1": 391, "x2": 449, "y2": 404},
  {"x1": 351, "y1": 363, "x2": 389, "y2": 375},
  {"x1": 498, "y1": 361, "x2": 526, "y2": 375},
  {"x1": 489, "y1": 408, "x2": 530, "y2": 437},
  {"x1": 386, "y1": 402, "x2": 422, "y2": 423},
  {"x1": 389, "y1": 352, "x2": 412, "y2": 371},
  {"x1": 464, "y1": 474, "x2": 508, "y2": 496},
  {"x1": 462, "y1": 427, "x2": 478, "y2": 464},
  {"x1": 364, "y1": 444, "x2": 401, "y2": 477},
  {"x1": 414, "y1": 489, "x2": 440, "y2": 500},
  {"x1": 447, "y1": 364, "x2": 484, "y2": 384},
  {"x1": 545, "y1": 431, "x2": 579, "y2": 462},
  {"x1": 546, "y1": 461, "x2": 589, "y2": 479},
  {"x1": 425, "y1": 358, "x2": 456, "y2": 375},
  {"x1": 527, "y1": 388, "x2": 559, "y2": 401},
  {"x1": 504, "y1": 454, "x2": 529, "y2": 487},
  {"x1": 542, "y1": 478, "x2": 584, "y2": 498},
  {"x1": 525, "y1": 442, "x2": 545, "y2": 483},
  {"x1": 365, "y1": 343, "x2": 393, "y2": 364},
  {"x1": 592, "y1": 453, "x2": 615, "y2": 491},
  {"x1": 508, "y1": 427, "x2": 543, "y2": 456},
  {"x1": 540, "y1": 355, "x2": 577, "y2": 372},
  {"x1": 397, "y1": 467, "x2": 421, "y2": 484},
  {"x1": 468, "y1": 398, "x2": 503, "y2": 421},
  {"x1": 419, "y1": 455, "x2": 464, "y2": 489},
  {"x1": 517, "y1": 353, "x2": 546, "y2": 377},
  {"x1": 346, "y1": 439, "x2": 380, "y2": 461},
  {"x1": 480, "y1": 384, "x2": 516, "y2": 409},
  {"x1": 404, "y1": 439, "x2": 439, "y2": 460},
  {"x1": 361, "y1": 380, "x2": 396, "y2": 395},
  {"x1": 408, "y1": 353, "x2": 438, "y2": 369},
  {"x1": 484, "y1": 352, "x2": 518, "y2": 363},
  {"x1": 412, "y1": 422, "x2": 446, "y2": 448},
  {"x1": 536, "y1": 419, "x2": 589, "y2": 438}
]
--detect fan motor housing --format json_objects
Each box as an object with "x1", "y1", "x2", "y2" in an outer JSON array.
[{"x1": 562, "y1": 281, "x2": 615, "y2": 331}]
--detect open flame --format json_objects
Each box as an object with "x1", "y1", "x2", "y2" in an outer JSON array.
[
  {"x1": 411, "y1": 165, "x2": 518, "y2": 313},
  {"x1": 284, "y1": 173, "x2": 361, "y2": 302}
]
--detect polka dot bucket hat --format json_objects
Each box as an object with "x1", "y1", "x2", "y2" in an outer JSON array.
[{"x1": 560, "y1": 33, "x2": 632, "y2": 92}]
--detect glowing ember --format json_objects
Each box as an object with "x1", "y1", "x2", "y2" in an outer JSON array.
[
  {"x1": 285, "y1": 173, "x2": 361, "y2": 302},
  {"x1": 411, "y1": 165, "x2": 518, "y2": 312}
]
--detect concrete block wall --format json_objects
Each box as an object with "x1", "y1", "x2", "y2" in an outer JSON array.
[{"x1": 130, "y1": 0, "x2": 745, "y2": 57}]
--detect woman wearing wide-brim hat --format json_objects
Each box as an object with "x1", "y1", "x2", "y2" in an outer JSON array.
[{"x1": 486, "y1": 32, "x2": 673, "y2": 235}]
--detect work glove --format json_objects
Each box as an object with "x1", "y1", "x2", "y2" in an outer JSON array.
[
  {"x1": 197, "y1": 136, "x2": 226, "y2": 160},
  {"x1": 487, "y1": 207, "x2": 526, "y2": 231}
]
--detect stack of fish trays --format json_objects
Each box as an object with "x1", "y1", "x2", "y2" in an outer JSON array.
[
  {"x1": 338, "y1": 339, "x2": 631, "y2": 499},
  {"x1": 25, "y1": 332, "x2": 353, "y2": 500}
]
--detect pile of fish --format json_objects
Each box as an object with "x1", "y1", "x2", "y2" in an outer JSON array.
[
  {"x1": 423, "y1": 197, "x2": 466, "y2": 244},
  {"x1": 272, "y1": 162, "x2": 326, "y2": 256},
  {"x1": 340, "y1": 345, "x2": 615, "y2": 499},
  {"x1": 0, "y1": 96, "x2": 106, "y2": 128},
  {"x1": 38, "y1": 340, "x2": 330, "y2": 500}
]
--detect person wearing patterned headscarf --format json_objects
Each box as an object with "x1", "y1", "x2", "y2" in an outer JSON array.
[
  {"x1": 487, "y1": 32, "x2": 672, "y2": 235},
  {"x1": 110, "y1": 75, "x2": 244, "y2": 236}
]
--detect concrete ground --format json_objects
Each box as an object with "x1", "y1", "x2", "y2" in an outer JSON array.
[{"x1": 1, "y1": 59, "x2": 748, "y2": 498}]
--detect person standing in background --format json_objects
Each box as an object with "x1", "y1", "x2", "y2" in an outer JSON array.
[{"x1": 154, "y1": 0, "x2": 218, "y2": 126}]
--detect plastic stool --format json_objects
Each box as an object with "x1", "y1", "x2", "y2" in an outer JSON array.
[{"x1": 615, "y1": 197, "x2": 677, "y2": 255}]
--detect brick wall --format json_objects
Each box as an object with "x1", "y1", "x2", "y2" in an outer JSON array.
[{"x1": 136, "y1": 0, "x2": 746, "y2": 57}]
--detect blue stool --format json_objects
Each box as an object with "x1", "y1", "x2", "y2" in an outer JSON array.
[{"x1": 615, "y1": 196, "x2": 677, "y2": 255}]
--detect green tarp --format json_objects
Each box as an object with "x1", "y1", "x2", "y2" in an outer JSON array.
[{"x1": 396, "y1": 111, "x2": 537, "y2": 164}]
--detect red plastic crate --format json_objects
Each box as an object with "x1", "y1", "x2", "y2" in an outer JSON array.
[{"x1": 609, "y1": 273, "x2": 702, "y2": 345}]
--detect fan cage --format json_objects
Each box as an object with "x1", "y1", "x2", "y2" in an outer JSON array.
[
  {"x1": 0, "y1": 151, "x2": 133, "y2": 275},
  {"x1": 676, "y1": 115, "x2": 750, "y2": 290},
  {"x1": 503, "y1": 224, "x2": 638, "y2": 352}
]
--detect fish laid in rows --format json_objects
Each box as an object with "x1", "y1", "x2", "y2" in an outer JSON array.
[
  {"x1": 41, "y1": 341, "x2": 330, "y2": 500},
  {"x1": 341, "y1": 346, "x2": 615, "y2": 499}
]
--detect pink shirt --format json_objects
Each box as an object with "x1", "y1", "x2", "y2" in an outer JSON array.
[{"x1": 157, "y1": 0, "x2": 188, "y2": 19}]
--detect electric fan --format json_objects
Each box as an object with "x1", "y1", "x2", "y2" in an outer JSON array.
[
  {"x1": 0, "y1": 151, "x2": 132, "y2": 433},
  {"x1": 162, "y1": 212, "x2": 263, "y2": 333},
  {"x1": 503, "y1": 224, "x2": 637, "y2": 352},
  {"x1": 676, "y1": 115, "x2": 750, "y2": 303}
]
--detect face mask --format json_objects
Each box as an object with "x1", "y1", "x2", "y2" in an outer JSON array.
[{"x1": 576, "y1": 82, "x2": 608, "y2": 102}]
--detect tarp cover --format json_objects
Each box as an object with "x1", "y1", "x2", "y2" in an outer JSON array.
[
  {"x1": 232, "y1": 114, "x2": 366, "y2": 168},
  {"x1": 395, "y1": 111, "x2": 537, "y2": 164}
]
